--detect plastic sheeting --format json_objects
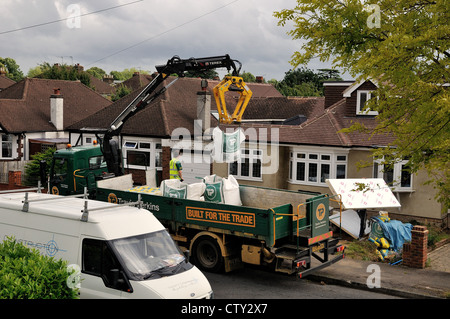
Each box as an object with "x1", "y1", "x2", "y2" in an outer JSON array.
[{"x1": 371, "y1": 217, "x2": 413, "y2": 252}]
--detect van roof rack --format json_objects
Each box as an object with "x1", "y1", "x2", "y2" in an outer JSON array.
[
  {"x1": 19, "y1": 188, "x2": 143, "y2": 222},
  {"x1": 81, "y1": 194, "x2": 143, "y2": 222}
]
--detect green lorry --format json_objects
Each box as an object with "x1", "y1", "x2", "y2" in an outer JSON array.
[
  {"x1": 46, "y1": 54, "x2": 344, "y2": 277},
  {"x1": 48, "y1": 144, "x2": 344, "y2": 277},
  {"x1": 92, "y1": 174, "x2": 344, "y2": 277}
]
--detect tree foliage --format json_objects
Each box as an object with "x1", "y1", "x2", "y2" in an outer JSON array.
[
  {"x1": 274, "y1": 0, "x2": 449, "y2": 209},
  {"x1": 0, "y1": 237, "x2": 79, "y2": 299},
  {"x1": 0, "y1": 57, "x2": 24, "y2": 82},
  {"x1": 34, "y1": 62, "x2": 91, "y2": 87},
  {"x1": 24, "y1": 148, "x2": 55, "y2": 187},
  {"x1": 110, "y1": 68, "x2": 150, "y2": 81},
  {"x1": 86, "y1": 66, "x2": 107, "y2": 80},
  {"x1": 111, "y1": 84, "x2": 132, "y2": 102},
  {"x1": 275, "y1": 67, "x2": 342, "y2": 96}
]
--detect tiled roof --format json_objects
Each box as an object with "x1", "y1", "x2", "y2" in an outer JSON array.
[
  {"x1": 68, "y1": 76, "x2": 394, "y2": 149},
  {"x1": 69, "y1": 76, "x2": 286, "y2": 137},
  {"x1": 89, "y1": 76, "x2": 115, "y2": 95},
  {"x1": 117, "y1": 73, "x2": 154, "y2": 92},
  {"x1": 220, "y1": 97, "x2": 395, "y2": 148},
  {"x1": 0, "y1": 78, "x2": 111, "y2": 133},
  {"x1": 0, "y1": 76, "x2": 15, "y2": 90}
]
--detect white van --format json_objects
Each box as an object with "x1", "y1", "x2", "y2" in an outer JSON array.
[{"x1": 0, "y1": 191, "x2": 213, "y2": 299}]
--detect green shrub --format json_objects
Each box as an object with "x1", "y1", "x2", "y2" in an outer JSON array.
[
  {"x1": 0, "y1": 237, "x2": 79, "y2": 299},
  {"x1": 24, "y1": 147, "x2": 55, "y2": 187}
]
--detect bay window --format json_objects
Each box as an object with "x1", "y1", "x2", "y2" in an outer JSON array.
[{"x1": 289, "y1": 148, "x2": 348, "y2": 186}]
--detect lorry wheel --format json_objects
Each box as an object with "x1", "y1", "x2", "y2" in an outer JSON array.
[{"x1": 192, "y1": 237, "x2": 224, "y2": 273}]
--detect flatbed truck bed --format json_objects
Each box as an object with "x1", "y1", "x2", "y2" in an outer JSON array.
[{"x1": 95, "y1": 175, "x2": 344, "y2": 277}]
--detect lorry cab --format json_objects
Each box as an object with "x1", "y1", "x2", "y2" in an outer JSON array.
[
  {"x1": 0, "y1": 191, "x2": 213, "y2": 299},
  {"x1": 50, "y1": 144, "x2": 108, "y2": 197}
]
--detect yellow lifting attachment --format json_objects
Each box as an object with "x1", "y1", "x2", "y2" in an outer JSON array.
[{"x1": 213, "y1": 75, "x2": 252, "y2": 124}]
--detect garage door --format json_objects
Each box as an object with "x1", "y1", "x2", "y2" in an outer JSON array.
[{"x1": 179, "y1": 150, "x2": 211, "y2": 184}]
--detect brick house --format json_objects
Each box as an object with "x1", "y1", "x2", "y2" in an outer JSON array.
[{"x1": 0, "y1": 78, "x2": 111, "y2": 183}]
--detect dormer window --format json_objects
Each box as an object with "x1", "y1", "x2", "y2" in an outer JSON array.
[{"x1": 356, "y1": 90, "x2": 378, "y2": 115}]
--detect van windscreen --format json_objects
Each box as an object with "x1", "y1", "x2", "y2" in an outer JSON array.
[{"x1": 110, "y1": 230, "x2": 191, "y2": 280}]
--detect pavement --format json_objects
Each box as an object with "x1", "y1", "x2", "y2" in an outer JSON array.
[{"x1": 308, "y1": 242, "x2": 450, "y2": 299}]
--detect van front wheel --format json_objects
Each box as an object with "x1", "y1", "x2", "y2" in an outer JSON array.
[{"x1": 192, "y1": 237, "x2": 224, "y2": 273}]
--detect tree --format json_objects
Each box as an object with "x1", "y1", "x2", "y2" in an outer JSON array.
[
  {"x1": 274, "y1": 0, "x2": 449, "y2": 209},
  {"x1": 24, "y1": 148, "x2": 55, "y2": 186},
  {"x1": 275, "y1": 67, "x2": 342, "y2": 96},
  {"x1": 0, "y1": 57, "x2": 24, "y2": 82},
  {"x1": 27, "y1": 65, "x2": 43, "y2": 78},
  {"x1": 111, "y1": 84, "x2": 132, "y2": 102},
  {"x1": 34, "y1": 62, "x2": 91, "y2": 88},
  {"x1": 110, "y1": 68, "x2": 150, "y2": 81},
  {"x1": 240, "y1": 71, "x2": 256, "y2": 83},
  {"x1": 86, "y1": 66, "x2": 106, "y2": 80}
]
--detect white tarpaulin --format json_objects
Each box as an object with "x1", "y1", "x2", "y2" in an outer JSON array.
[{"x1": 326, "y1": 178, "x2": 401, "y2": 210}]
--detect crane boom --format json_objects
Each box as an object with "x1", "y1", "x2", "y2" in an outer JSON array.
[{"x1": 101, "y1": 54, "x2": 251, "y2": 176}]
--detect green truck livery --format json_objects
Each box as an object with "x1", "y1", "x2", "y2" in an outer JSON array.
[{"x1": 93, "y1": 174, "x2": 344, "y2": 277}]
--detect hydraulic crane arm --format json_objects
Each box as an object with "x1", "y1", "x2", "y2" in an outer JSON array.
[
  {"x1": 101, "y1": 54, "x2": 251, "y2": 176},
  {"x1": 107, "y1": 54, "x2": 242, "y2": 135}
]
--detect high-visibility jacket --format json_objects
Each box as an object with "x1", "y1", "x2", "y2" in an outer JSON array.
[{"x1": 169, "y1": 158, "x2": 182, "y2": 179}]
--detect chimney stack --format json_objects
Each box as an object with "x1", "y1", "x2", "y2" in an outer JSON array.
[
  {"x1": 50, "y1": 88, "x2": 64, "y2": 130},
  {"x1": 103, "y1": 74, "x2": 114, "y2": 85},
  {"x1": 255, "y1": 76, "x2": 264, "y2": 83},
  {"x1": 0, "y1": 66, "x2": 6, "y2": 77},
  {"x1": 196, "y1": 79, "x2": 211, "y2": 135}
]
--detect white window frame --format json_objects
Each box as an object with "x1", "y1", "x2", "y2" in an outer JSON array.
[
  {"x1": 228, "y1": 147, "x2": 263, "y2": 181},
  {"x1": 373, "y1": 158, "x2": 413, "y2": 192},
  {"x1": 356, "y1": 90, "x2": 378, "y2": 115},
  {"x1": 289, "y1": 148, "x2": 348, "y2": 186},
  {"x1": 122, "y1": 138, "x2": 162, "y2": 171},
  {"x1": 1, "y1": 134, "x2": 15, "y2": 159}
]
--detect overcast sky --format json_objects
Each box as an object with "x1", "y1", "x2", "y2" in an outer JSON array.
[{"x1": 0, "y1": 0, "x2": 350, "y2": 81}]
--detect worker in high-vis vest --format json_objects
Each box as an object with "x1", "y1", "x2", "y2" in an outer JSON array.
[{"x1": 169, "y1": 149, "x2": 183, "y2": 181}]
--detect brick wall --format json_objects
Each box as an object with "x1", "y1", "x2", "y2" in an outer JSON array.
[
  {"x1": 403, "y1": 225, "x2": 428, "y2": 268},
  {"x1": 162, "y1": 146, "x2": 171, "y2": 181}
]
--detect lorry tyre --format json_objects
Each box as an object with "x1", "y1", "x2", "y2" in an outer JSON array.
[{"x1": 192, "y1": 236, "x2": 224, "y2": 273}]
